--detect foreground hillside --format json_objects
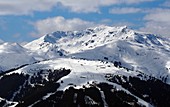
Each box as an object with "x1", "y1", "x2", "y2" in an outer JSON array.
[{"x1": 0, "y1": 26, "x2": 170, "y2": 107}]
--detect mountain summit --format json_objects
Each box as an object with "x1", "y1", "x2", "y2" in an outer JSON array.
[
  {"x1": 0, "y1": 26, "x2": 170, "y2": 107},
  {"x1": 24, "y1": 26, "x2": 170, "y2": 82},
  {"x1": 25, "y1": 25, "x2": 167, "y2": 57}
]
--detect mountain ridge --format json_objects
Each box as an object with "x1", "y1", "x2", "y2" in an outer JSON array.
[
  {"x1": 0, "y1": 25, "x2": 170, "y2": 107},
  {"x1": 24, "y1": 25, "x2": 170, "y2": 84},
  {"x1": 0, "y1": 42, "x2": 36, "y2": 72}
]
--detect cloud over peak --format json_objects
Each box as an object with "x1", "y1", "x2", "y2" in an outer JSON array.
[
  {"x1": 33, "y1": 16, "x2": 97, "y2": 36},
  {"x1": 141, "y1": 8, "x2": 170, "y2": 37}
]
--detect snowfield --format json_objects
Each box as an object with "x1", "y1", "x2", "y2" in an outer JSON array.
[{"x1": 9, "y1": 58, "x2": 135, "y2": 89}]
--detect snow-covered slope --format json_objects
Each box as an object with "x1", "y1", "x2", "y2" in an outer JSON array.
[
  {"x1": 1, "y1": 57, "x2": 169, "y2": 107},
  {"x1": 26, "y1": 25, "x2": 168, "y2": 53},
  {"x1": 0, "y1": 25, "x2": 170, "y2": 107},
  {"x1": 0, "y1": 42, "x2": 36, "y2": 72},
  {"x1": 25, "y1": 25, "x2": 170, "y2": 84},
  {"x1": 3, "y1": 57, "x2": 152, "y2": 106}
]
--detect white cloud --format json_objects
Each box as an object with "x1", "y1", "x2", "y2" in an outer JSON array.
[
  {"x1": 112, "y1": 21, "x2": 134, "y2": 27},
  {"x1": 0, "y1": 0, "x2": 57, "y2": 15},
  {"x1": 33, "y1": 16, "x2": 97, "y2": 36},
  {"x1": 0, "y1": 0, "x2": 154, "y2": 15},
  {"x1": 140, "y1": 22, "x2": 170, "y2": 37},
  {"x1": 99, "y1": 19, "x2": 113, "y2": 24},
  {"x1": 140, "y1": 9, "x2": 170, "y2": 37},
  {"x1": 144, "y1": 9, "x2": 170, "y2": 22},
  {"x1": 122, "y1": 0, "x2": 154, "y2": 4},
  {"x1": 56, "y1": 0, "x2": 101, "y2": 13},
  {"x1": 32, "y1": 16, "x2": 136, "y2": 37},
  {"x1": 57, "y1": 0, "x2": 153, "y2": 13},
  {"x1": 109, "y1": 7, "x2": 142, "y2": 14}
]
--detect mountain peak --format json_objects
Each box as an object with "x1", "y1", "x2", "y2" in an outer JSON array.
[
  {"x1": 25, "y1": 25, "x2": 165, "y2": 53},
  {"x1": 43, "y1": 34, "x2": 58, "y2": 43},
  {"x1": 1, "y1": 25, "x2": 170, "y2": 107},
  {"x1": 0, "y1": 42, "x2": 25, "y2": 53},
  {"x1": 44, "y1": 25, "x2": 129, "y2": 40}
]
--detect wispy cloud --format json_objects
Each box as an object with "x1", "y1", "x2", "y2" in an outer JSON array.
[
  {"x1": 0, "y1": 0, "x2": 154, "y2": 15},
  {"x1": 140, "y1": 8, "x2": 170, "y2": 36},
  {"x1": 112, "y1": 21, "x2": 134, "y2": 27},
  {"x1": 57, "y1": 0, "x2": 153, "y2": 13},
  {"x1": 109, "y1": 7, "x2": 142, "y2": 14},
  {"x1": 32, "y1": 16, "x2": 97, "y2": 36},
  {"x1": 144, "y1": 8, "x2": 170, "y2": 22},
  {"x1": 0, "y1": 0, "x2": 57, "y2": 15}
]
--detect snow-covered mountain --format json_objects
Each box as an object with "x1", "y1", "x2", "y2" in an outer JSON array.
[
  {"x1": 0, "y1": 42, "x2": 36, "y2": 72},
  {"x1": 25, "y1": 25, "x2": 170, "y2": 84},
  {"x1": 0, "y1": 26, "x2": 170, "y2": 107}
]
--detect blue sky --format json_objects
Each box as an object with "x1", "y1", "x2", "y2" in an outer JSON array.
[{"x1": 0, "y1": 0, "x2": 170, "y2": 42}]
